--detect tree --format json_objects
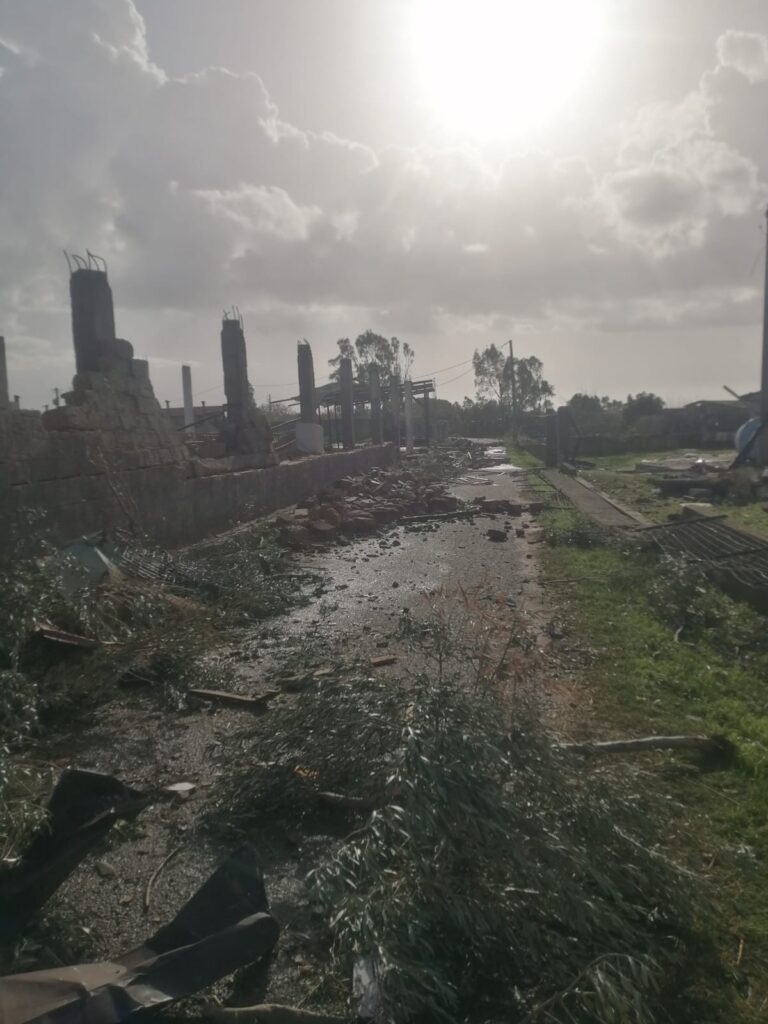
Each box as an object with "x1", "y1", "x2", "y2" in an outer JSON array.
[
  {"x1": 472, "y1": 345, "x2": 554, "y2": 426},
  {"x1": 567, "y1": 393, "x2": 606, "y2": 433},
  {"x1": 472, "y1": 344, "x2": 508, "y2": 407},
  {"x1": 514, "y1": 355, "x2": 554, "y2": 413},
  {"x1": 624, "y1": 392, "x2": 665, "y2": 424},
  {"x1": 329, "y1": 331, "x2": 414, "y2": 386}
]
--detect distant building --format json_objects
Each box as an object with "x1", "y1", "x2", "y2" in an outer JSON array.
[{"x1": 684, "y1": 400, "x2": 749, "y2": 445}]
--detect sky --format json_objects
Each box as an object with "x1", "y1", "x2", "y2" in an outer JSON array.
[{"x1": 1, "y1": 0, "x2": 767, "y2": 411}]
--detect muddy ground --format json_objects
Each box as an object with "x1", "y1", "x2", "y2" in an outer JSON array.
[{"x1": 18, "y1": 444, "x2": 577, "y2": 1014}]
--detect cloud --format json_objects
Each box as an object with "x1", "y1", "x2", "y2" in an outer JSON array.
[
  {"x1": 0, "y1": 0, "x2": 767, "y2": 408},
  {"x1": 716, "y1": 30, "x2": 768, "y2": 83}
]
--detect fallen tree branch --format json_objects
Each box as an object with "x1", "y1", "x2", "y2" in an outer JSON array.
[
  {"x1": 560, "y1": 734, "x2": 735, "y2": 757},
  {"x1": 144, "y1": 844, "x2": 183, "y2": 913},
  {"x1": 316, "y1": 791, "x2": 386, "y2": 811},
  {"x1": 207, "y1": 1003, "x2": 349, "y2": 1024}
]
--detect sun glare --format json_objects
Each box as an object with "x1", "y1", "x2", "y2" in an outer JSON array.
[{"x1": 408, "y1": 0, "x2": 605, "y2": 140}]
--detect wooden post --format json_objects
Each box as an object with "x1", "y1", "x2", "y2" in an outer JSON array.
[{"x1": 424, "y1": 389, "x2": 432, "y2": 445}]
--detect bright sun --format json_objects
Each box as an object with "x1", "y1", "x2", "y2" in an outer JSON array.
[{"x1": 408, "y1": 0, "x2": 605, "y2": 140}]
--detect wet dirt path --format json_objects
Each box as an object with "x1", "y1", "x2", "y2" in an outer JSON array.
[{"x1": 30, "y1": 461, "x2": 556, "y2": 1008}]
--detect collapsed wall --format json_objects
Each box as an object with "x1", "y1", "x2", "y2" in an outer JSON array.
[{"x1": 0, "y1": 268, "x2": 394, "y2": 554}]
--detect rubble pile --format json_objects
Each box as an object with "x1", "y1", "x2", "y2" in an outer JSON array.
[{"x1": 275, "y1": 466, "x2": 462, "y2": 548}]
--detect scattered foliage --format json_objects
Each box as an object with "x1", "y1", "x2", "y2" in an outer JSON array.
[{"x1": 308, "y1": 618, "x2": 701, "y2": 1024}]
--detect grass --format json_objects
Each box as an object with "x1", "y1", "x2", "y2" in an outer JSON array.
[
  {"x1": 573, "y1": 447, "x2": 768, "y2": 537},
  {"x1": 510, "y1": 445, "x2": 768, "y2": 1021}
]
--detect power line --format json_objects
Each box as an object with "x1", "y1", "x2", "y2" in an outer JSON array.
[
  {"x1": 420, "y1": 356, "x2": 473, "y2": 377},
  {"x1": 439, "y1": 365, "x2": 475, "y2": 388}
]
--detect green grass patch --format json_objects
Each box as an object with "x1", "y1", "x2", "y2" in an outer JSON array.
[
  {"x1": 567, "y1": 448, "x2": 768, "y2": 538},
  {"x1": 533, "y1": 503, "x2": 768, "y2": 1021}
]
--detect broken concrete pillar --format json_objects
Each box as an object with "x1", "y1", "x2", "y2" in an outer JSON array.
[
  {"x1": 369, "y1": 364, "x2": 383, "y2": 444},
  {"x1": 182, "y1": 364, "x2": 195, "y2": 437},
  {"x1": 221, "y1": 318, "x2": 251, "y2": 422},
  {"x1": 404, "y1": 379, "x2": 414, "y2": 453},
  {"x1": 391, "y1": 374, "x2": 402, "y2": 449},
  {"x1": 219, "y1": 316, "x2": 278, "y2": 463},
  {"x1": 339, "y1": 357, "x2": 355, "y2": 450},
  {"x1": 296, "y1": 340, "x2": 324, "y2": 454},
  {"x1": 70, "y1": 268, "x2": 116, "y2": 373},
  {"x1": 0, "y1": 337, "x2": 9, "y2": 410},
  {"x1": 297, "y1": 341, "x2": 317, "y2": 424},
  {"x1": 13, "y1": 396, "x2": 19, "y2": 410}
]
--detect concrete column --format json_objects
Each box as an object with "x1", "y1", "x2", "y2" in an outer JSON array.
[
  {"x1": 296, "y1": 340, "x2": 324, "y2": 453},
  {"x1": 0, "y1": 337, "x2": 9, "y2": 409},
  {"x1": 13, "y1": 396, "x2": 19, "y2": 410},
  {"x1": 70, "y1": 269, "x2": 116, "y2": 373},
  {"x1": 339, "y1": 357, "x2": 355, "y2": 450},
  {"x1": 545, "y1": 411, "x2": 559, "y2": 467},
  {"x1": 221, "y1": 318, "x2": 251, "y2": 423},
  {"x1": 391, "y1": 374, "x2": 402, "y2": 449},
  {"x1": 404, "y1": 379, "x2": 415, "y2": 453},
  {"x1": 369, "y1": 364, "x2": 383, "y2": 444},
  {"x1": 181, "y1": 364, "x2": 195, "y2": 437},
  {"x1": 423, "y1": 391, "x2": 432, "y2": 445},
  {"x1": 297, "y1": 341, "x2": 317, "y2": 423}
]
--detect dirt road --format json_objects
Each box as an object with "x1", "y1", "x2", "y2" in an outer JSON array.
[{"x1": 31, "y1": 452, "x2": 554, "y2": 1009}]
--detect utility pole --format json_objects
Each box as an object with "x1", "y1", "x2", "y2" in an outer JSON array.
[
  {"x1": 760, "y1": 206, "x2": 768, "y2": 465},
  {"x1": 508, "y1": 339, "x2": 519, "y2": 444}
]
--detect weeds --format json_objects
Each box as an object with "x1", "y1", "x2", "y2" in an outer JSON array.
[
  {"x1": 208, "y1": 671, "x2": 407, "y2": 835},
  {"x1": 543, "y1": 510, "x2": 607, "y2": 548},
  {"x1": 305, "y1": 614, "x2": 702, "y2": 1024}
]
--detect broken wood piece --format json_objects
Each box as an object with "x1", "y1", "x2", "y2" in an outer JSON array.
[
  {"x1": 400, "y1": 509, "x2": 475, "y2": 524},
  {"x1": 370, "y1": 654, "x2": 396, "y2": 667},
  {"x1": 561, "y1": 734, "x2": 735, "y2": 757},
  {"x1": 207, "y1": 1004, "x2": 349, "y2": 1024},
  {"x1": 188, "y1": 688, "x2": 279, "y2": 710},
  {"x1": 316, "y1": 791, "x2": 385, "y2": 811},
  {"x1": 34, "y1": 621, "x2": 99, "y2": 648}
]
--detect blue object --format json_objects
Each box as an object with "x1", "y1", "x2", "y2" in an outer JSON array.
[{"x1": 735, "y1": 417, "x2": 761, "y2": 463}]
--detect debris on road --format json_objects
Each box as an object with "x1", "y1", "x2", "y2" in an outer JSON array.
[
  {"x1": 370, "y1": 654, "x2": 397, "y2": 667},
  {"x1": 561, "y1": 734, "x2": 735, "y2": 757},
  {"x1": 207, "y1": 1004, "x2": 349, "y2": 1024},
  {"x1": 352, "y1": 954, "x2": 383, "y2": 1021},
  {"x1": 0, "y1": 845, "x2": 280, "y2": 1024},
  {"x1": 274, "y1": 464, "x2": 463, "y2": 547},
  {"x1": 188, "y1": 687, "x2": 280, "y2": 710},
  {"x1": 486, "y1": 528, "x2": 507, "y2": 542},
  {"x1": 0, "y1": 769, "x2": 152, "y2": 943}
]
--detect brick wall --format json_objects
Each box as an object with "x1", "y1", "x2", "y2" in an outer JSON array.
[{"x1": 0, "y1": 406, "x2": 397, "y2": 553}]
